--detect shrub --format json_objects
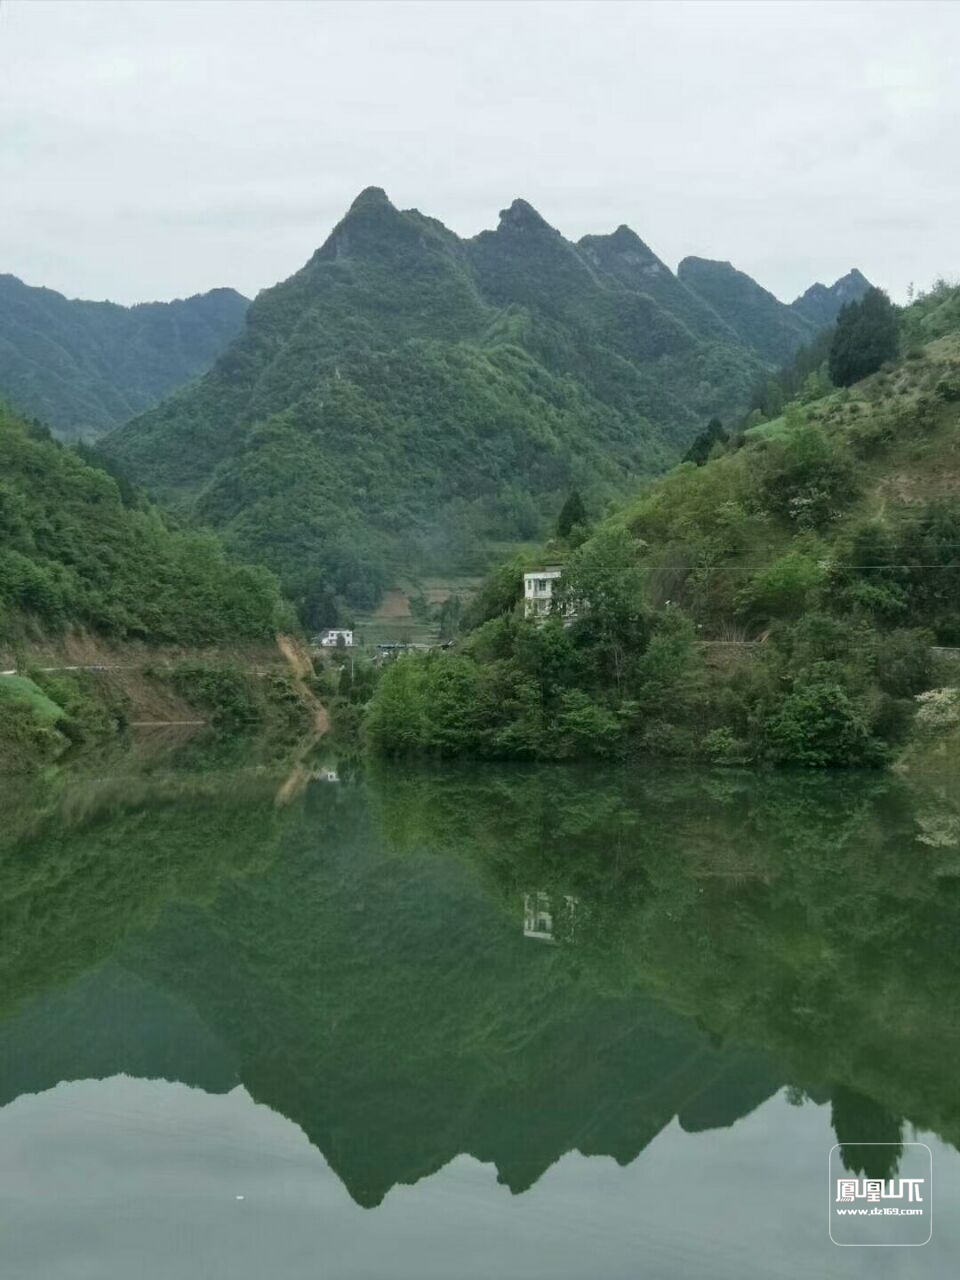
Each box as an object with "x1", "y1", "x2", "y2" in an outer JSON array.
[
  {"x1": 554, "y1": 690, "x2": 625, "y2": 758},
  {"x1": 163, "y1": 662, "x2": 263, "y2": 725},
  {"x1": 0, "y1": 677, "x2": 68, "y2": 771},
  {"x1": 637, "y1": 719, "x2": 697, "y2": 758},
  {"x1": 868, "y1": 693, "x2": 915, "y2": 747},
  {"x1": 737, "y1": 551, "x2": 826, "y2": 621},
  {"x1": 914, "y1": 687, "x2": 960, "y2": 732},
  {"x1": 28, "y1": 669, "x2": 128, "y2": 742},
  {"x1": 765, "y1": 681, "x2": 881, "y2": 767},
  {"x1": 702, "y1": 726, "x2": 749, "y2": 764},
  {"x1": 759, "y1": 426, "x2": 857, "y2": 529},
  {"x1": 873, "y1": 629, "x2": 935, "y2": 697}
]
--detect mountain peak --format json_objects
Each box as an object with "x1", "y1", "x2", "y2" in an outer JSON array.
[
  {"x1": 790, "y1": 268, "x2": 872, "y2": 326},
  {"x1": 608, "y1": 224, "x2": 646, "y2": 249},
  {"x1": 348, "y1": 186, "x2": 394, "y2": 213},
  {"x1": 497, "y1": 199, "x2": 553, "y2": 233},
  {"x1": 679, "y1": 256, "x2": 817, "y2": 365},
  {"x1": 314, "y1": 187, "x2": 411, "y2": 262},
  {"x1": 678, "y1": 256, "x2": 734, "y2": 275},
  {"x1": 579, "y1": 224, "x2": 663, "y2": 269},
  {"x1": 841, "y1": 267, "x2": 870, "y2": 288}
]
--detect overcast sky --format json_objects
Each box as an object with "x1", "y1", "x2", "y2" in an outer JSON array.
[{"x1": 1, "y1": 0, "x2": 957, "y2": 306}]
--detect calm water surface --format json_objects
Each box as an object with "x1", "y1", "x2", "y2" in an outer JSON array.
[{"x1": 1, "y1": 741, "x2": 958, "y2": 1278}]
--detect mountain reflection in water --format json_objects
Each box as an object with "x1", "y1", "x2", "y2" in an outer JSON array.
[{"x1": 0, "y1": 753, "x2": 958, "y2": 1221}]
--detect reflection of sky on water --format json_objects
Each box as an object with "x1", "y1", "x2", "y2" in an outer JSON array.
[{"x1": 1, "y1": 1079, "x2": 955, "y2": 1280}]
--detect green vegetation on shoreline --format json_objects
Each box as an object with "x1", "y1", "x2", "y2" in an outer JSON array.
[
  {"x1": 364, "y1": 283, "x2": 960, "y2": 767},
  {"x1": 0, "y1": 403, "x2": 311, "y2": 769}
]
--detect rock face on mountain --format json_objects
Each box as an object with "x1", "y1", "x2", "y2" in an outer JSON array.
[
  {"x1": 103, "y1": 189, "x2": 867, "y2": 612},
  {"x1": 0, "y1": 275, "x2": 248, "y2": 439}
]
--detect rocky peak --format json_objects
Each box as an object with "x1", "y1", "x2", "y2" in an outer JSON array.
[
  {"x1": 347, "y1": 186, "x2": 394, "y2": 214},
  {"x1": 791, "y1": 268, "x2": 872, "y2": 326},
  {"x1": 579, "y1": 225, "x2": 665, "y2": 275},
  {"x1": 315, "y1": 187, "x2": 414, "y2": 262},
  {"x1": 496, "y1": 199, "x2": 554, "y2": 234}
]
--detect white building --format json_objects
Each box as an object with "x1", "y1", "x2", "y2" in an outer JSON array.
[
  {"x1": 523, "y1": 567, "x2": 564, "y2": 619},
  {"x1": 316, "y1": 628, "x2": 354, "y2": 648},
  {"x1": 523, "y1": 891, "x2": 579, "y2": 943},
  {"x1": 523, "y1": 891, "x2": 555, "y2": 941}
]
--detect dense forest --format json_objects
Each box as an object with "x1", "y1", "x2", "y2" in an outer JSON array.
[
  {"x1": 0, "y1": 275, "x2": 248, "y2": 439},
  {"x1": 364, "y1": 281, "x2": 960, "y2": 767},
  {"x1": 0, "y1": 406, "x2": 295, "y2": 768},
  {"x1": 103, "y1": 187, "x2": 869, "y2": 617},
  {"x1": 0, "y1": 407, "x2": 289, "y2": 644}
]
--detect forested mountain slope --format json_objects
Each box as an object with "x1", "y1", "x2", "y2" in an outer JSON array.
[
  {"x1": 0, "y1": 407, "x2": 287, "y2": 645},
  {"x1": 105, "y1": 187, "x2": 868, "y2": 613},
  {"x1": 0, "y1": 275, "x2": 248, "y2": 439},
  {"x1": 790, "y1": 268, "x2": 872, "y2": 328},
  {"x1": 365, "y1": 282, "x2": 960, "y2": 767}
]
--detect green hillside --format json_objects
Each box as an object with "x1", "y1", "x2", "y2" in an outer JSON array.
[
  {"x1": 104, "y1": 187, "x2": 867, "y2": 617},
  {"x1": 677, "y1": 257, "x2": 817, "y2": 364},
  {"x1": 364, "y1": 282, "x2": 960, "y2": 767},
  {"x1": 0, "y1": 404, "x2": 296, "y2": 769},
  {"x1": 0, "y1": 275, "x2": 248, "y2": 439},
  {"x1": 0, "y1": 405, "x2": 288, "y2": 645}
]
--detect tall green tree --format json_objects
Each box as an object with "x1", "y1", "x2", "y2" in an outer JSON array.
[
  {"x1": 556, "y1": 490, "x2": 588, "y2": 539},
  {"x1": 683, "y1": 417, "x2": 727, "y2": 466},
  {"x1": 828, "y1": 288, "x2": 899, "y2": 387}
]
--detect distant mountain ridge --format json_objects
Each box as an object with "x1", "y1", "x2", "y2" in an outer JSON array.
[
  {"x1": 102, "y1": 187, "x2": 870, "y2": 612},
  {"x1": 790, "y1": 268, "x2": 873, "y2": 328},
  {"x1": 0, "y1": 274, "x2": 249, "y2": 439}
]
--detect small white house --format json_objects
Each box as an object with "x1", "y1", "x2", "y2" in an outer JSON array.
[
  {"x1": 523, "y1": 891, "x2": 555, "y2": 941},
  {"x1": 316, "y1": 628, "x2": 354, "y2": 648},
  {"x1": 523, "y1": 891, "x2": 578, "y2": 943},
  {"x1": 523, "y1": 567, "x2": 564, "y2": 619}
]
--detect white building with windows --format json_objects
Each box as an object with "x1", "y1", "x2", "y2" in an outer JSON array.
[
  {"x1": 523, "y1": 567, "x2": 564, "y2": 619},
  {"x1": 523, "y1": 891, "x2": 579, "y2": 943},
  {"x1": 315, "y1": 628, "x2": 354, "y2": 648}
]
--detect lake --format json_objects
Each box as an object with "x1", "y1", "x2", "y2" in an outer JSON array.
[{"x1": 0, "y1": 739, "x2": 958, "y2": 1277}]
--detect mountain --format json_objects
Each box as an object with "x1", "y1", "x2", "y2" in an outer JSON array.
[
  {"x1": 578, "y1": 224, "x2": 739, "y2": 344},
  {"x1": 0, "y1": 274, "x2": 249, "y2": 439},
  {"x1": 369, "y1": 281, "x2": 960, "y2": 766},
  {"x1": 677, "y1": 256, "x2": 822, "y2": 364},
  {"x1": 790, "y1": 268, "x2": 872, "y2": 328},
  {"x1": 103, "y1": 188, "x2": 867, "y2": 613},
  {"x1": 0, "y1": 405, "x2": 287, "y2": 646}
]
